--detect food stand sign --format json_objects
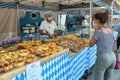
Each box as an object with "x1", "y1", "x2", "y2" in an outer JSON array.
[{"x1": 26, "y1": 61, "x2": 43, "y2": 80}]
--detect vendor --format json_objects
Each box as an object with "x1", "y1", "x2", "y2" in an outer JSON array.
[
  {"x1": 39, "y1": 11, "x2": 58, "y2": 39},
  {"x1": 81, "y1": 16, "x2": 89, "y2": 37},
  {"x1": 116, "y1": 22, "x2": 120, "y2": 50}
]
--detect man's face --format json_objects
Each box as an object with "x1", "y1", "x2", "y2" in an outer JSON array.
[
  {"x1": 46, "y1": 15, "x2": 52, "y2": 21},
  {"x1": 113, "y1": 18, "x2": 119, "y2": 24}
]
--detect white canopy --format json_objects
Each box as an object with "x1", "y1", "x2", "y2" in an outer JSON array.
[{"x1": 0, "y1": 0, "x2": 120, "y2": 39}]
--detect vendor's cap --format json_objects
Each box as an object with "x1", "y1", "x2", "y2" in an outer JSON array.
[
  {"x1": 112, "y1": 15, "x2": 120, "y2": 18},
  {"x1": 85, "y1": 15, "x2": 90, "y2": 18},
  {"x1": 45, "y1": 11, "x2": 53, "y2": 16}
]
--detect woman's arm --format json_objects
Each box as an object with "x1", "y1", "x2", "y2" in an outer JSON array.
[{"x1": 89, "y1": 36, "x2": 96, "y2": 47}]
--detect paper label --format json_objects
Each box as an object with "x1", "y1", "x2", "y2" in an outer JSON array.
[{"x1": 26, "y1": 61, "x2": 43, "y2": 80}]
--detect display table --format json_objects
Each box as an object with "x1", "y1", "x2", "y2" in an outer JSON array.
[
  {"x1": 68, "y1": 48, "x2": 88, "y2": 80},
  {"x1": 86, "y1": 45, "x2": 97, "y2": 69},
  {"x1": 0, "y1": 46, "x2": 97, "y2": 80},
  {"x1": 67, "y1": 45, "x2": 97, "y2": 80},
  {"x1": 0, "y1": 49, "x2": 69, "y2": 80}
]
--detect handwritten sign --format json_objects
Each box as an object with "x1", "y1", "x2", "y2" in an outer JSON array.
[{"x1": 26, "y1": 61, "x2": 43, "y2": 80}]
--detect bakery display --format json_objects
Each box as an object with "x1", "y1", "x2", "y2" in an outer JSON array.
[
  {"x1": 0, "y1": 34, "x2": 88, "y2": 73},
  {"x1": 15, "y1": 49, "x2": 30, "y2": 57},
  {"x1": 47, "y1": 34, "x2": 88, "y2": 53},
  {"x1": 0, "y1": 49, "x2": 38, "y2": 72},
  {"x1": 16, "y1": 40, "x2": 42, "y2": 49},
  {"x1": 4, "y1": 45, "x2": 18, "y2": 52},
  {"x1": 26, "y1": 54, "x2": 38, "y2": 63},
  {"x1": 13, "y1": 57, "x2": 26, "y2": 68},
  {"x1": 29, "y1": 43, "x2": 63, "y2": 57}
]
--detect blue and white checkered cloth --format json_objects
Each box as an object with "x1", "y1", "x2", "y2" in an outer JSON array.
[
  {"x1": 9, "y1": 52, "x2": 69, "y2": 80},
  {"x1": 86, "y1": 45, "x2": 97, "y2": 69},
  {"x1": 67, "y1": 48, "x2": 88, "y2": 80},
  {"x1": 41, "y1": 52, "x2": 69, "y2": 80},
  {"x1": 9, "y1": 46, "x2": 97, "y2": 80}
]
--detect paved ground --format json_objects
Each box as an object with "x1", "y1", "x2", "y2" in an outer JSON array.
[{"x1": 80, "y1": 53, "x2": 120, "y2": 80}]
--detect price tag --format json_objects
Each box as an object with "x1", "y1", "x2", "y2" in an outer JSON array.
[{"x1": 26, "y1": 61, "x2": 43, "y2": 80}]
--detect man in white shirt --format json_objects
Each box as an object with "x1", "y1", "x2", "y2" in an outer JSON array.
[{"x1": 39, "y1": 11, "x2": 58, "y2": 39}]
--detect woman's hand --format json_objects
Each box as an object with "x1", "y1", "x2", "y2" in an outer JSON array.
[{"x1": 89, "y1": 36, "x2": 96, "y2": 47}]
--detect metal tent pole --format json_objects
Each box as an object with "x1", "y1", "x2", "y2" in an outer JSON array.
[
  {"x1": 111, "y1": 0, "x2": 115, "y2": 29},
  {"x1": 90, "y1": 0, "x2": 93, "y2": 39},
  {"x1": 16, "y1": 1, "x2": 20, "y2": 36},
  {"x1": 82, "y1": 1, "x2": 93, "y2": 79}
]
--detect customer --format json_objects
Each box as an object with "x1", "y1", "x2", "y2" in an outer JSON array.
[
  {"x1": 39, "y1": 11, "x2": 58, "y2": 39},
  {"x1": 116, "y1": 22, "x2": 120, "y2": 51},
  {"x1": 117, "y1": 32, "x2": 120, "y2": 51},
  {"x1": 89, "y1": 11, "x2": 116, "y2": 80}
]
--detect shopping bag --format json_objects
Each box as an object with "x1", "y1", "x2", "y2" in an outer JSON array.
[{"x1": 115, "y1": 52, "x2": 120, "y2": 69}]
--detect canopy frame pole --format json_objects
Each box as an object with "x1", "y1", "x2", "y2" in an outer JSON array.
[
  {"x1": 111, "y1": 0, "x2": 115, "y2": 30},
  {"x1": 89, "y1": 0, "x2": 93, "y2": 39},
  {"x1": 16, "y1": 1, "x2": 20, "y2": 36}
]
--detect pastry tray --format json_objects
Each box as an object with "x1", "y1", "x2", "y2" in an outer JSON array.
[{"x1": 0, "y1": 49, "x2": 69, "y2": 80}]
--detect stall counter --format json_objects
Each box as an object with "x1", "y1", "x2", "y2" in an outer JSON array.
[
  {"x1": 0, "y1": 45, "x2": 97, "y2": 80},
  {"x1": 0, "y1": 49, "x2": 69, "y2": 80}
]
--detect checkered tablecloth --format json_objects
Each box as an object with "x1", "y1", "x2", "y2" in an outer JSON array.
[
  {"x1": 9, "y1": 52, "x2": 69, "y2": 80},
  {"x1": 41, "y1": 52, "x2": 69, "y2": 80},
  {"x1": 67, "y1": 46, "x2": 97, "y2": 80},
  {"x1": 9, "y1": 46, "x2": 97, "y2": 80},
  {"x1": 86, "y1": 45, "x2": 97, "y2": 69},
  {"x1": 9, "y1": 72, "x2": 26, "y2": 80},
  {"x1": 67, "y1": 48, "x2": 88, "y2": 80}
]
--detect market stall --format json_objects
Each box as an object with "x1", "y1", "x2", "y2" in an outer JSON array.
[
  {"x1": 0, "y1": 34, "x2": 97, "y2": 80},
  {"x1": 2, "y1": 47, "x2": 96, "y2": 80},
  {"x1": 2, "y1": 0, "x2": 118, "y2": 80}
]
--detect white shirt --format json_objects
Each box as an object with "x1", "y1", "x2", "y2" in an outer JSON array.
[
  {"x1": 39, "y1": 20, "x2": 57, "y2": 35},
  {"x1": 82, "y1": 19, "x2": 89, "y2": 27}
]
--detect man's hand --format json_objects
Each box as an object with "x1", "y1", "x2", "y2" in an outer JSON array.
[
  {"x1": 54, "y1": 30, "x2": 58, "y2": 36},
  {"x1": 39, "y1": 30, "x2": 48, "y2": 35},
  {"x1": 49, "y1": 34, "x2": 55, "y2": 38}
]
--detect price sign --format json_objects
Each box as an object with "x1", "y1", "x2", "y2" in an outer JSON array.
[{"x1": 26, "y1": 61, "x2": 43, "y2": 80}]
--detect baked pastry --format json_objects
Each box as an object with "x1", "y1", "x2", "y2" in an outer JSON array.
[
  {"x1": 0, "y1": 64, "x2": 13, "y2": 72},
  {"x1": 0, "y1": 61, "x2": 9, "y2": 67},
  {"x1": 31, "y1": 40, "x2": 42, "y2": 46},
  {"x1": 40, "y1": 45, "x2": 49, "y2": 50},
  {"x1": 51, "y1": 49, "x2": 57, "y2": 54},
  {"x1": 26, "y1": 54, "x2": 38, "y2": 63},
  {"x1": 28, "y1": 46, "x2": 38, "y2": 53},
  {"x1": 16, "y1": 42, "x2": 32, "y2": 49},
  {"x1": 13, "y1": 61, "x2": 25, "y2": 68},
  {"x1": 4, "y1": 45, "x2": 18, "y2": 52},
  {"x1": 13, "y1": 57, "x2": 26, "y2": 68},
  {"x1": 40, "y1": 52, "x2": 49, "y2": 57},
  {"x1": 16, "y1": 49, "x2": 30, "y2": 57},
  {"x1": 48, "y1": 43, "x2": 57, "y2": 48},
  {"x1": 56, "y1": 46, "x2": 63, "y2": 52}
]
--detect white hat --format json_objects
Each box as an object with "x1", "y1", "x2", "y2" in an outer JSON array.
[
  {"x1": 85, "y1": 15, "x2": 90, "y2": 18},
  {"x1": 45, "y1": 11, "x2": 53, "y2": 16},
  {"x1": 112, "y1": 15, "x2": 120, "y2": 18}
]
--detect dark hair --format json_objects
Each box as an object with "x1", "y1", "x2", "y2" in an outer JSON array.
[{"x1": 94, "y1": 11, "x2": 109, "y2": 24}]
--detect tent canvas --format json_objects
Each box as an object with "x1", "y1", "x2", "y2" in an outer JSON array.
[{"x1": 0, "y1": 0, "x2": 120, "y2": 40}]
